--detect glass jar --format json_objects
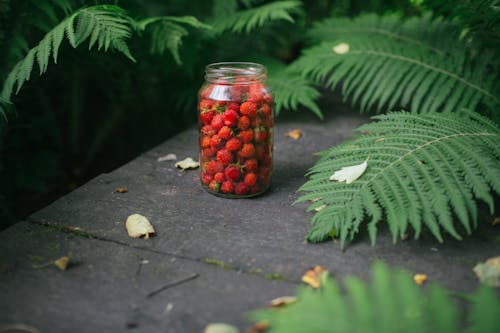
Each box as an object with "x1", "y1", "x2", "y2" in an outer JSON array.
[{"x1": 198, "y1": 62, "x2": 273, "y2": 198}]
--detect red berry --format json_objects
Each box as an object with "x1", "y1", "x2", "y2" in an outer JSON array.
[
  {"x1": 201, "y1": 136, "x2": 211, "y2": 148},
  {"x1": 201, "y1": 173, "x2": 213, "y2": 185},
  {"x1": 210, "y1": 134, "x2": 223, "y2": 149},
  {"x1": 200, "y1": 84, "x2": 214, "y2": 99},
  {"x1": 201, "y1": 147, "x2": 216, "y2": 158},
  {"x1": 205, "y1": 160, "x2": 224, "y2": 175},
  {"x1": 226, "y1": 137, "x2": 241, "y2": 151},
  {"x1": 216, "y1": 149, "x2": 233, "y2": 166},
  {"x1": 239, "y1": 143, "x2": 255, "y2": 158},
  {"x1": 254, "y1": 127, "x2": 268, "y2": 143},
  {"x1": 200, "y1": 110, "x2": 215, "y2": 125},
  {"x1": 234, "y1": 182, "x2": 249, "y2": 195},
  {"x1": 214, "y1": 101, "x2": 228, "y2": 112},
  {"x1": 244, "y1": 158, "x2": 258, "y2": 172},
  {"x1": 238, "y1": 116, "x2": 250, "y2": 130},
  {"x1": 247, "y1": 84, "x2": 264, "y2": 103},
  {"x1": 256, "y1": 144, "x2": 268, "y2": 160},
  {"x1": 209, "y1": 180, "x2": 220, "y2": 192},
  {"x1": 250, "y1": 185, "x2": 260, "y2": 194},
  {"x1": 199, "y1": 99, "x2": 214, "y2": 110},
  {"x1": 260, "y1": 104, "x2": 272, "y2": 115},
  {"x1": 225, "y1": 165, "x2": 241, "y2": 181},
  {"x1": 201, "y1": 125, "x2": 215, "y2": 137},
  {"x1": 240, "y1": 102, "x2": 258, "y2": 118},
  {"x1": 214, "y1": 172, "x2": 225, "y2": 183},
  {"x1": 227, "y1": 103, "x2": 239, "y2": 111},
  {"x1": 221, "y1": 181, "x2": 234, "y2": 194},
  {"x1": 238, "y1": 130, "x2": 254, "y2": 143},
  {"x1": 223, "y1": 109, "x2": 239, "y2": 127},
  {"x1": 218, "y1": 126, "x2": 233, "y2": 140},
  {"x1": 211, "y1": 114, "x2": 224, "y2": 131},
  {"x1": 243, "y1": 172, "x2": 257, "y2": 186}
]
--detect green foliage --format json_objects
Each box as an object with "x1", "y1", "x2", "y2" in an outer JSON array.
[
  {"x1": 296, "y1": 112, "x2": 500, "y2": 247},
  {"x1": 212, "y1": 0, "x2": 302, "y2": 34},
  {"x1": 252, "y1": 262, "x2": 500, "y2": 333},
  {"x1": 291, "y1": 13, "x2": 499, "y2": 117}
]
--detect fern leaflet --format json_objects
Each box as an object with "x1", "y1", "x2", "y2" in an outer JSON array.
[
  {"x1": 291, "y1": 14, "x2": 499, "y2": 117},
  {"x1": 296, "y1": 111, "x2": 500, "y2": 248},
  {"x1": 252, "y1": 262, "x2": 500, "y2": 333},
  {"x1": 212, "y1": 0, "x2": 302, "y2": 34}
]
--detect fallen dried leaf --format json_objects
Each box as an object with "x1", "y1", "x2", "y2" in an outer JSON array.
[
  {"x1": 53, "y1": 256, "x2": 70, "y2": 271},
  {"x1": 302, "y1": 265, "x2": 328, "y2": 288},
  {"x1": 285, "y1": 129, "x2": 303, "y2": 140},
  {"x1": 313, "y1": 204, "x2": 326, "y2": 212},
  {"x1": 246, "y1": 321, "x2": 269, "y2": 333},
  {"x1": 126, "y1": 214, "x2": 155, "y2": 239},
  {"x1": 413, "y1": 274, "x2": 427, "y2": 285},
  {"x1": 114, "y1": 187, "x2": 128, "y2": 193},
  {"x1": 473, "y1": 256, "x2": 500, "y2": 287},
  {"x1": 204, "y1": 323, "x2": 240, "y2": 333},
  {"x1": 158, "y1": 153, "x2": 177, "y2": 162},
  {"x1": 269, "y1": 296, "x2": 297, "y2": 307},
  {"x1": 330, "y1": 159, "x2": 368, "y2": 184},
  {"x1": 333, "y1": 42, "x2": 350, "y2": 54},
  {"x1": 175, "y1": 157, "x2": 199, "y2": 170},
  {"x1": 491, "y1": 217, "x2": 500, "y2": 226}
]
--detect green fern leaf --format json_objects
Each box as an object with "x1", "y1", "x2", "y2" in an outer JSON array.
[
  {"x1": 296, "y1": 112, "x2": 500, "y2": 248},
  {"x1": 1, "y1": 5, "x2": 135, "y2": 103},
  {"x1": 212, "y1": 0, "x2": 301, "y2": 34},
  {"x1": 291, "y1": 14, "x2": 499, "y2": 117},
  {"x1": 251, "y1": 262, "x2": 499, "y2": 333}
]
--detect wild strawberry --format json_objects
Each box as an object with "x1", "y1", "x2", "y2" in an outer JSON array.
[
  {"x1": 226, "y1": 137, "x2": 241, "y2": 151},
  {"x1": 254, "y1": 127, "x2": 268, "y2": 143},
  {"x1": 200, "y1": 110, "x2": 215, "y2": 125},
  {"x1": 244, "y1": 158, "x2": 258, "y2": 172},
  {"x1": 240, "y1": 101, "x2": 258, "y2": 118},
  {"x1": 200, "y1": 84, "x2": 214, "y2": 99},
  {"x1": 234, "y1": 182, "x2": 249, "y2": 195},
  {"x1": 201, "y1": 173, "x2": 213, "y2": 185},
  {"x1": 243, "y1": 172, "x2": 257, "y2": 186},
  {"x1": 210, "y1": 134, "x2": 223, "y2": 149},
  {"x1": 216, "y1": 149, "x2": 233, "y2": 166},
  {"x1": 227, "y1": 103, "x2": 239, "y2": 111},
  {"x1": 260, "y1": 104, "x2": 272, "y2": 116},
  {"x1": 225, "y1": 165, "x2": 241, "y2": 181},
  {"x1": 211, "y1": 114, "x2": 224, "y2": 131},
  {"x1": 256, "y1": 144, "x2": 268, "y2": 160},
  {"x1": 238, "y1": 129, "x2": 254, "y2": 143},
  {"x1": 199, "y1": 99, "x2": 214, "y2": 111},
  {"x1": 204, "y1": 160, "x2": 224, "y2": 175},
  {"x1": 218, "y1": 126, "x2": 233, "y2": 140},
  {"x1": 223, "y1": 109, "x2": 239, "y2": 127},
  {"x1": 247, "y1": 84, "x2": 264, "y2": 103},
  {"x1": 221, "y1": 181, "x2": 234, "y2": 194},
  {"x1": 201, "y1": 136, "x2": 211, "y2": 148},
  {"x1": 201, "y1": 125, "x2": 215, "y2": 137},
  {"x1": 239, "y1": 143, "x2": 255, "y2": 158},
  {"x1": 238, "y1": 115, "x2": 250, "y2": 130},
  {"x1": 214, "y1": 101, "x2": 228, "y2": 112},
  {"x1": 209, "y1": 180, "x2": 221, "y2": 192},
  {"x1": 201, "y1": 147, "x2": 216, "y2": 158},
  {"x1": 214, "y1": 172, "x2": 225, "y2": 183},
  {"x1": 263, "y1": 93, "x2": 273, "y2": 103}
]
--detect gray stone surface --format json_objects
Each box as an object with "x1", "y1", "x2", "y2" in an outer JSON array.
[{"x1": 1, "y1": 107, "x2": 499, "y2": 332}]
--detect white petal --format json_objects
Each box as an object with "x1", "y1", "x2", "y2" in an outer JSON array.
[
  {"x1": 175, "y1": 157, "x2": 199, "y2": 170},
  {"x1": 329, "y1": 159, "x2": 368, "y2": 184},
  {"x1": 126, "y1": 214, "x2": 155, "y2": 239},
  {"x1": 333, "y1": 43, "x2": 350, "y2": 54}
]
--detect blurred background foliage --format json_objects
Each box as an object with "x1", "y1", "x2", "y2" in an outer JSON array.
[{"x1": 0, "y1": 0, "x2": 497, "y2": 227}]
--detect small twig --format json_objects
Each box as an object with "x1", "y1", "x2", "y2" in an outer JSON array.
[{"x1": 146, "y1": 273, "x2": 199, "y2": 298}]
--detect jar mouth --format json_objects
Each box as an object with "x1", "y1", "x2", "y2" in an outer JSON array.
[{"x1": 205, "y1": 62, "x2": 266, "y2": 84}]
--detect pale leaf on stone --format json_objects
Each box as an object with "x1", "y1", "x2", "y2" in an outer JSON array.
[
  {"x1": 126, "y1": 214, "x2": 155, "y2": 239},
  {"x1": 175, "y1": 157, "x2": 199, "y2": 170}
]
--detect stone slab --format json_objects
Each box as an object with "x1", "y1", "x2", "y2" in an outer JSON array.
[
  {"x1": 0, "y1": 222, "x2": 295, "y2": 333},
  {"x1": 29, "y1": 109, "x2": 500, "y2": 295}
]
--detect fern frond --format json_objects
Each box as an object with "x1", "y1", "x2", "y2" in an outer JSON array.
[
  {"x1": 0, "y1": 5, "x2": 136, "y2": 103},
  {"x1": 251, "y1": 262, "x2": 499, "y2": 333},
  {"x1": 291, "y1": 14, "x2": 499, "y2": 117},
  {"x1": 296, "y1": 112, "x2": 500, "y2": 248},
  {"x1": 264, "y1": 59, "x2": 322, "y2": 118},
  {"x1": 212, "y1": 0, "x2": 302, "y2": 34},
  {"x1": 136, "y1": 16, "x2": 211, "y2": 65}
]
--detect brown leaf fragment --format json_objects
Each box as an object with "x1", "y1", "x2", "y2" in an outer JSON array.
[
  {"x1": 302, "y1": 265, "x2": 328, "y2": 288},
  {"x1": 126, "y1": 214, "x2": 155, "y2": 239},
  {"x1": 413, "y1": 274, "x2": 427, "y2": 285},
  {"x1": 114, "y1": 187, "x2": 128, "y2": 193},
  {"x1": 374, "y1": 137, "x2": 385, "y2": 143},
  {"x1": 491, "y1": 217, "x2": 500, "y2": 226},
  {"x1": 269, "y1": 296, "x2": 297, "y2": 307},
  {"x1": 246, "y1": 321, "x2": 269, "y2": 333},
  {"x1": 284, "y1": 129, "x2": 303, "y2": 140},
  {"x1": 53, "y1": 256, "x2": 70, "y2": 271},
  {"x1": 473, "y1": 256, "x2": 500, "y2": 287}
]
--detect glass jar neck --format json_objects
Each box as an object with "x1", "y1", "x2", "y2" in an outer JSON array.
[{"x1": 205, "y1": 62, "x2": 267, "y2": 85}]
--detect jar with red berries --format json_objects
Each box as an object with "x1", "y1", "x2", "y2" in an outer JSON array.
[{"x1": 198, "y1": 62, "x2": 273, "y2": 198}]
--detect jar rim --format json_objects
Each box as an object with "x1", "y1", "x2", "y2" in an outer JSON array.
[{"x1": 205, "y1": 62, "x2": 266, "y2": 84}]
